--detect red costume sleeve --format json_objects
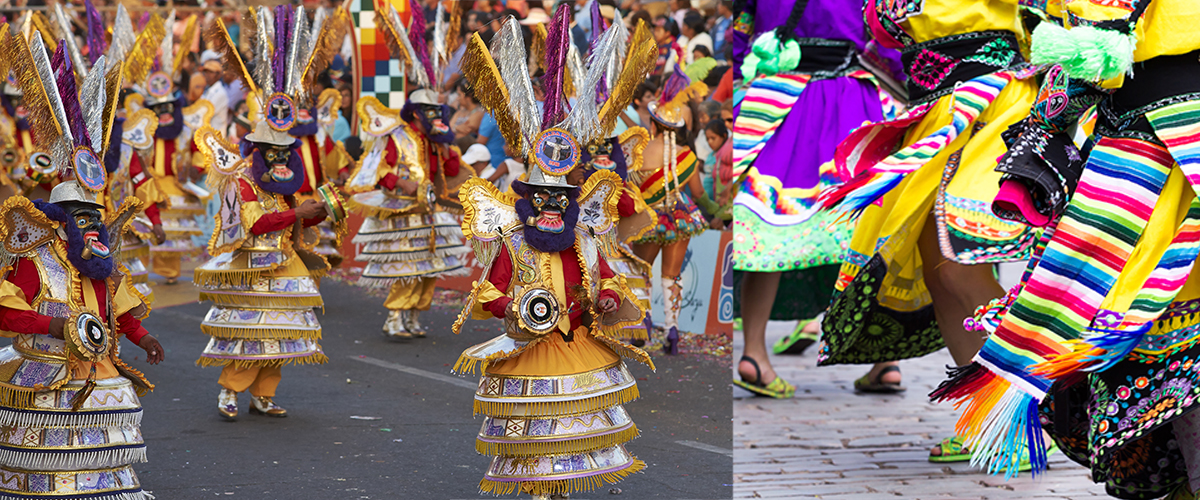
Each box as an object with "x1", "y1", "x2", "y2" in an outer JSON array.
[
  {"x1": 617, "y1": 192, "x2": 637, "y2": 218},
  {"x1": 379, "y1": 172, "x2": 400, "y2": 190},
  {"x1": 441, "y1": 148, "x2": 461, "y2": 177},
  {"x1": 598, "y1": 254, "x2": 619, "y2": 304},
  {"x1": 117, "y1": 312, "x2": 148, "y2": 344},
  {"x1": 384, "y1": 137, "x2": 399, "y2": 166},
  {"x1": 129, "y1": 155, "x2": 163, "y2": 225},
  {"x1": 238, "y1": 178, "x2": 299, "y2": 235},
  {"x1": 0, "y1": 258, "x2": 54, "y2": 335},
  {"x1": 482, "y1": 244, "x2": 514, "y2": 318}
]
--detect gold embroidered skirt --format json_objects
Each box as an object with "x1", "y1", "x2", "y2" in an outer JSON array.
[
  {"x1": 0, "y1": 336, "x2": 151, "y2": 499},
  {"x1": 349, "y1": 191, "x2": 471, "y2": 287},
  {"x1": 194, "y1": 250, "x2": 327, "y2": 368},
  {"x1": 457, "y1": 331, "x2": 649, "y2": 496}
]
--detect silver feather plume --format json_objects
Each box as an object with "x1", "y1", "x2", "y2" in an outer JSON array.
[
  {"x1": 105, "y1": 4, "x2": 135, "y2": 63},
  {"x1": 390, "y1": 6, "x2": 428, "y2": 90},
  {"x1": 284, "y1": 6, "x2": 307, "y2": 98},
  {"x1": 604, "y1": 10, "x2": 627, "y2": 97},
  {"x1": 159, "y1": 10, "x2": 176, "y2": 80},
  {"x1": 53, "y1": 2, "x2": 88, "y2": 77},
  {"x1": 252, "y1": 7, "x2": 275, "y2": 95},
  {"x1": 563, "y1": 16, "x2": 624, "y2": 143},
  {"x1": 491, "y1": 17, "x2": 539, "y2": 157},
  {"x1": 307, "y1": 7, "x2": 328, "y2": 63},
  {"x1": 432, "y1": 1, "x2": 446, "y2": 83},
  {"x1": 80, "y1": 55, "x2": 107, "y2": 153}
]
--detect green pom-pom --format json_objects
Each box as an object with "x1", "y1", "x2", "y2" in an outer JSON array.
[
  {"x1": 741, "y1": 52, "x2": 761, "y2": 82},
  {"x1": 751, "y1": 31, "x2": 781, "y2": 59},
  {"x1": 777, "y1": 40, "x2": 801, "y2": 73},
  {"x1": 1031, "y1": 22, "x2": 1135, "y2": 81}
]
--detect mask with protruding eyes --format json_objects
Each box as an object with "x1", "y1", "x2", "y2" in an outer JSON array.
[
  {"x1": 419, "y1": 104, "x2": 450, "y2": 136},
  {"x1": 528, "y1": 187, "x2": 571, "y2": 233},
  {"x1": 62, "y1": 204, "x2": 110, "y2": 261},
  {"x1": 259, "y1": 144, "x2": 295, "y2": 183},
  {"x1": 586, "y1": 140, "x2": 615, "y2": 171},
  {"x1": 151, "y1": 102, "x2": 175, "y2": 126},
  {"x1": 9, "y1": 94, "x2": 26, "y2": 120}
]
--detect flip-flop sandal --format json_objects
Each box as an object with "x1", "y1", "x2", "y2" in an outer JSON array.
[
  {"x1": 733, "y1": 318, "x2": 742, "y2": 331},
  {"x1": 772, "y1": 324, "x2": 819, "y2": 355},
  {"x1": 732, "y1": 356, "x2": 796, "y2": 399},
  {"x1": 854, "y1": 365, "x2": 905, "y2": 394},
  {"x1": 929, "y1": 436, "x2": 972, "y2": 463}
]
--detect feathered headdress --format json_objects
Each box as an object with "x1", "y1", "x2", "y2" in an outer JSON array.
[
  {"x1": 374, "y1": 0, "x2": 463, "y2": 95},
  {"x1": 124, "y1": 11, "x2": 194, "y2": 107},
  {"x1": 3, "y1": 27, "x2": 122, "y2": 194},
  {"x1": 649, "y1": 64, "x2": 708, "y2": 129},
  {"x1": 205, "y1": 5, "x2": 349, "y2": 139},
  {"x1": 460, "y1": 5, "x2": 655, "y2": 187}
]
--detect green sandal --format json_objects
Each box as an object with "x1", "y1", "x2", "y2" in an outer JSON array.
[
  {"x1": 928, "y1": 436, "x2": 1060, "y2": 468},
  {"x1": 733, "y1": 356, "x2": 796, "y2": 399},
  {"x1": 853, "y1": 365, "x2": 905, "y2": 394},
  {"x1": 772, "y1": 322, "x2": 819, "y2": 355},
  {"x1": 929, "y1": 436, "x2": 972, "y2": 463},
  {"x1": 733, "y1": 318, "x2": 742, "y2": 331}
]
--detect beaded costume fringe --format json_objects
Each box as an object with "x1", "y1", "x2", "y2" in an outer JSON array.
[
  {"x1": 474, "y1": 424, "x2": 640, "y2": 457},
  {"x1": 452, "y1": 337, "x2": 547, "y2": 376},
  {"x1": 477, "y1": 458, "x2": 646, "y2": 496},
  {"x1": 193, "y1": 266, "x2": 284, "y2": 288},
  {"x1": 0, "y1": 375, "x2": 72, "y2": 409},
  {"x1": 356, "y1": 266, "x2": 472, "y2": 288},
  {"x1": 112, "y1": 358, "x2": 155, "y2": 395},
  {"x1": 592, "y1": 335, "x2": 655, "y2": 370},
  {"x1": 354, "y1": 245, "x2": 471, "y2": 264},
  {"x1": 473, "y1": 385, "x2": 641, "y2": 417},
  {"x1": 345, "y1": 197, "x2": 426, "y2": 218},
  {"x1": 0, "y1": 408, "x2": 142, "y2": 429},
  {"x1": 0, "y1": 491, "x2": 151, "y2": 500},
  {"x1": 194, "y1": 352, "x2": 330, "y2": 369},
  {"x1": 0, "y1": 446, "x2": 147, "y2": 472},
  {"x1": 199, "y1": 325, "x2": 324, "y2": 340},
  {"x1": 350, "y1": 225, "x2": 463, "y2": 243},
  {"x1": 197, "y1": 291, "x2": 325, "y2": 309}
]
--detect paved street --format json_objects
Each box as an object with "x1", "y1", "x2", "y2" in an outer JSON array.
[
  {"x1": 733, "y1": 321, "x2": 1108, "y2": 499},
  {"x1": 123, "y1": 279, "x2": 731, "y2": 499}
]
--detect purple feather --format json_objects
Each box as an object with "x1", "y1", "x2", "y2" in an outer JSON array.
[
  {"x1": 52, "y1": 44, "x2": 88, "y2": 148},
  {"x1": 85, "y1": 0, "x2": 106, "y2": 65},
  {"x1": 273, "y1": 5, "x2": 293, "y2": 92},
  {"x1": 407, "y1": 0, "x2": 435, "y2": 87},
  {"x1": 658, "y1": 63, "x2": 689, "y2": 105},
  {"x1": 541, "y1": 4, "x2": 572, "y2": 128},
  {"x1": 589, "y1": 0, "x2": 604, "y2": 50},
  {"x1": 136, "y1": 12, "x2": 150, "y2": 31}
]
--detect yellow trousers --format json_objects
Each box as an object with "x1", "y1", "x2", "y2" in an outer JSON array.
[
  {"x1": 218, "y1": 365, "x2": 282, "y2": 397},
  {"x1": 384, "y1": 277, "x2": 436, "y2": 311},
  {"x1": 152, "y1": 254, "x2": 181, "y2": 279}
]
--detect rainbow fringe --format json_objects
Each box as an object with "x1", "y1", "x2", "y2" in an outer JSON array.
[{"x1": 930, "y1": 363, "x2": 1047, "y2": 479}]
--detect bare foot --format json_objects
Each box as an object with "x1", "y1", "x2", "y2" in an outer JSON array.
[{"x1": 865, "y1": 361, "x2": 902, "y2": 385}]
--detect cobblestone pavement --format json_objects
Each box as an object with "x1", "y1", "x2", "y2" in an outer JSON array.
[{"x1": 733, "y1": 321, "x2": 1109, "y2": 499}]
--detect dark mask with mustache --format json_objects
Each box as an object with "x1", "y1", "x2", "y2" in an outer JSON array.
[
  {"x1": 36, "y1": 200, "x2": 114, "y2": 281},
  {"x1": 247, "y1": 141, "x2": 305, "y2": 195},
  {"x1": 513, "y1": 181, "x2": 579, "y2": 253},
  {"x1": 580, "y1": 137, "x2": 628, "y2": 181},
  {"x1": 151, "y1": 98, "x2": 185, "y2": 140},
  {"x1": 401, "y1": 102, "x2": 455, "y2": 144}
]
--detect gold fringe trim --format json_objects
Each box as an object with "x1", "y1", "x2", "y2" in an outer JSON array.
[
  {"x1": 4, "y1": 31, "x2": 61, "y2": 142},
  {"x1": 478, "y1": 458, "x2": 645, "y2": 496},
  {"x1": 195, "y1": 352, "x2": 329, "y2": 369},
  {"x1": 475, "y1": 424, "x2": 639, "y2": 457},
  {"x1": 198, "y1": 291, "x2": 324, "y2": 308},
  {"x1": 598, "y1": 21, "x2": 657, "y2": 138},
  {"x1": 452, "y1": 336, "x2": 547, "y2": 376},
  {"x1": 0, "y1": 386, "x2": 38, "y2": 409},
  {"x1": 199, "y1": 324, "x2": 323, "y2": 341},
  {"x1": 193, "y1": 261, "x2": 288, "y2": 288},
  {"x1": 460, "y1": 32, "x2": 523, "y2": 157},
  {"x1": 123, "y1": 14, "x2": 166, "y2": 86},
  {"x1": 203, "y1": 18, "x2": 257, "y2": 95},
  {"x1": 345, "y1": 194, "x2": 427, "y2": 218},
  {"x1": 175, "y1": 15, "x2": 200, "y2": 78},
  {"x1": 111, "y1": 357, "x2": 154, "y2": 395},
  {"x1": 473, "y1": 384, "x2": 641, "y2": 417},
  {"x1": 592, "y1": 334, "x2": 655, "y2": 371}
]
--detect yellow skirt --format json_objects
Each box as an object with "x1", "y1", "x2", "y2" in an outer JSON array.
[{"x1": 818, "y1": 76, "x2": 1038, "y2": 365}]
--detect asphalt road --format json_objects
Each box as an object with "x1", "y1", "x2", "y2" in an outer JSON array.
[{"x1": 126, "y1": 280, "x2": 732, "y2": 499}]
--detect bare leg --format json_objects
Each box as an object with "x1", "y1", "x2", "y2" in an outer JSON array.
[
  {"x1": 918, "y1": 217, "x2": 1004, "y2": 456},
  {"x1": 737, "y1": 271, "x2": 782, "y2": 384},
  {"x1": 917, "y1": 216, "x2": 1001, "y2": 366},
  {"x1": 633, "y1": 242, "x2": 662, "y2": 266}
]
